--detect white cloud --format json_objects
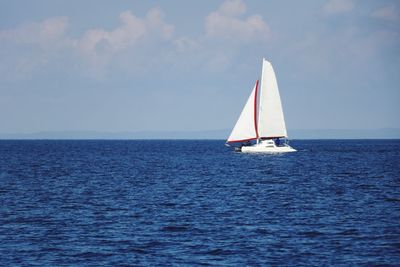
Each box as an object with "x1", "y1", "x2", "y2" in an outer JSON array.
[
  {"x1": 371, "y1": 5, "x2": 399, "y2": 22},
  {"x1": 0, "y1": 2, "x2": 271, "y2": 80},
  {"x1": 219, "y1": 0, "x2": 246, "y2": 17},
  {"x1": 0, "y1": 16, "x2": 70, "y2": 48},
  {"x1": 76, "y1": 8, "x2": 174, "y2": 66},
  {"x1": 323, "y1": 0, "x2": 354, "y2": 14},
  {"x1": 205, "y1": 0, "x2": 270, "y2": 43},
  {"x1": 0, "y1": 8, "x2": 175, "y2": 79},
  {"x1": 0, "y1": 16, "x2": 73, "y2": 80}
]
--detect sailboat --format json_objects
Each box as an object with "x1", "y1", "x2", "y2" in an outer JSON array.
[{"x1": 226, "y1": 58, "x2": 296, "y2": 153}]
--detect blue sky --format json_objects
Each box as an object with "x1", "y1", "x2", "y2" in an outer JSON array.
[{"x1": 0, "y1": 0, "x2": 399, "y2": 133}]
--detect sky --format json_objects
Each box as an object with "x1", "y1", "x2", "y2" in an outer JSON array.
[{"x1": 0, "y1": 0, "x2": 399, "y2": 134}]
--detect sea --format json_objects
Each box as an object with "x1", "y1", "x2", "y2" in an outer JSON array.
[{"x1": 0, "y1": 140, "x2": 399, "y2": 266}]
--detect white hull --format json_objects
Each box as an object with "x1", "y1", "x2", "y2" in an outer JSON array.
[{"x1": 240, "y1": 140, "x2": 296, "y2": 153}]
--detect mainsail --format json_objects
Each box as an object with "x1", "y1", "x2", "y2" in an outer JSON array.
[
  {"x1": 227, "y1": 80, "x2": 259, "y2": 143},
  {"x1": 257, "y1": 59, "x2": 287, "y2": 138}
]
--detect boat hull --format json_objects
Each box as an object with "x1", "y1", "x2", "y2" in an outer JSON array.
[
  {"x1": 240, "y1": 140, "x2": 296, "y2": 153},
  {"x1": 241, "y1": 145, "x2": 296, "y2": 153}
]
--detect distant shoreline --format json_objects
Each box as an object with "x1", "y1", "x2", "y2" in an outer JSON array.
[
  {"x1": 0, "y1": 138, "x2": 399, "y2": 141},
  {"x1": 0, "y1": 128, "x2": 399, "y2": 140}
]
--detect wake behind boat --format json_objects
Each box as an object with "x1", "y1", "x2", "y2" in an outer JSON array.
[{"x1": 226, "y1": 58, "x2": 296, "y2": 153}]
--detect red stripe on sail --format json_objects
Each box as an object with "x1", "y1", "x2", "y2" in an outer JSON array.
[{"x1": 254, "y1": 80, "x2": 259, "y2": 139}]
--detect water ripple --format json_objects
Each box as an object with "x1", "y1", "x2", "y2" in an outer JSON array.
[{"x1": 0, "y1": 140, "x2": 399, "y2": 265}]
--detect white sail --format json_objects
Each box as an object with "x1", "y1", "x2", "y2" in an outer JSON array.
[
  {"x1": 257, "y1": 59, "x2": 288, "y2": 138},
  {"x1": 227, "y1": 81, "x2": 259, "y2": 143}
]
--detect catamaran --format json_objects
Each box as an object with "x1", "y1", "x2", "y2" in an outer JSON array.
[{"x1": 226, "y1": 58, "x2": 296, "y2": 153}]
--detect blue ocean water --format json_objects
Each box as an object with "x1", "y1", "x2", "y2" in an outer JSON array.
[{"x1": 0, "y1": 140, "x2": 399, "y2": 266}]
